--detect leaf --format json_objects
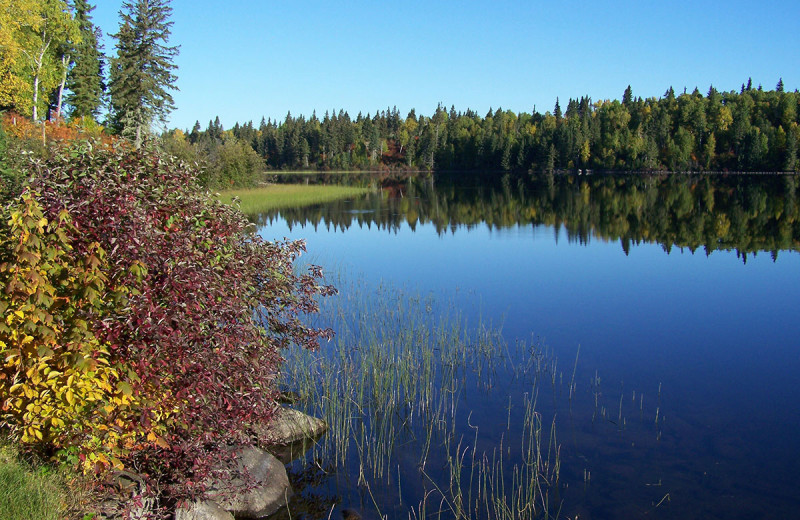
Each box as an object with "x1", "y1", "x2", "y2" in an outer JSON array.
[{"x1": 117, "y1": 381, "x2": 133, "y2": 397}]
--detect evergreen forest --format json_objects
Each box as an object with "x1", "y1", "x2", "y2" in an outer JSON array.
[{"x1": 171, "y1": 81, "x2": 800, "y2": 184}]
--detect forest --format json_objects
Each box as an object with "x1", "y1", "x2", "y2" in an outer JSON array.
[
  {"x1": 1, "y1": 2, "x2": 798, "y2": 187},
  {"x1": 171, "y1": 80, "x2": 800, "y2": 183}
]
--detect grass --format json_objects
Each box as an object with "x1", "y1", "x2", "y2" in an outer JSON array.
[
  {"x1": 269, "y1": 170, "x2": 376, "y2": 175},
  {"x1": 267, "y1": 170, "x2": 430, "y2": 176},
  {"x1": 0, "y1": 444, "x2": 68, "y2": 520},
  {"x1": 218, "y1": 184, "x2": 370, "y2": 214},
  {"x1": 280, "y1": 275, "x2": 564, "y2": 519}
]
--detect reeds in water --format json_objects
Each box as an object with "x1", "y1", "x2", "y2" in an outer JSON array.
[{"x1": 279, "y1": 277, "x2": 564, "y2": 519}]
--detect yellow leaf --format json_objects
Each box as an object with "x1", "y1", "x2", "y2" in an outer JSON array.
[
  {"x1": 65, "y1": 389, "x2": 75, "y2": 406},
  {"x1": 117, "y1": 381, "x2": 132, "y2": 397}
]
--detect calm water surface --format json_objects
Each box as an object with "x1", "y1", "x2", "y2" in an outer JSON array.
[{"x1": 258, "y1": 173, "x2": 800, "y2": 519}]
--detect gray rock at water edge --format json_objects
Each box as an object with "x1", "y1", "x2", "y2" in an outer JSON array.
[
  {"x1": 255, "y1": 407, "x2": 328, "y2": 446},
  {"x1": 175, "y1": 500, "x2": 235, "y2": 520},
  {"x1": 209, "y1": 446, "x2": 293, "y2": 519}
]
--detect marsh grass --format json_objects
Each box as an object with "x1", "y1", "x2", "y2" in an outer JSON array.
[
  {"x1": 218, "y1": 184, "x2": 370, "y2": 214},
  {"x1": 280, "y1": 277, "x2": 566, "y2": 519},
  {"x1": 270, "y1": 170, "x2": 375, "y2": 175}
]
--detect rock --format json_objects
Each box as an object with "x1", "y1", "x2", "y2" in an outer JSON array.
[
  {"x1": 342, "y1": 508, "x2": 363, "y2": 520},
  {"x1": 112, "y1": 469, "x2": 145, "y2": 494},
  {"x1": 209, "y1": 446, "x2": 292, "y2": 519},
  {"x1": 96, "y1": 470, "x2": 156, "y2": 520},
  {"x1": 267, "y1": 437, "x2": 317, "y2": 465},
  {"x1": 277, "y1": 390, "x2": 301, "y2": 404},
  {"x1": 255, "y1": 407, "x2": 328, "y2": 446},
  {"x1": 175, "y1": 500, "x2": 234, "y2": 520}
]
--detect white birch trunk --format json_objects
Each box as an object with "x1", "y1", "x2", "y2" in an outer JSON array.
[
  {"x1": 56, "y1": 54, "x2": 69, "y2": 120},
  {"x1": 30, "y1": 29, "x2": 51, "y2": 121}
]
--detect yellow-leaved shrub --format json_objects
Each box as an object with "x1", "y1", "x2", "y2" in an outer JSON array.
[{"x1": 0, "y1": 192, "x2": 155, "y2": 472}]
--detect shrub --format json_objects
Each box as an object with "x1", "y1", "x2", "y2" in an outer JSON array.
[
  {"x1": 24, "y1": 140, "x2": 333, "y2": 505},
  {"x1": 159, "y1": 133, "x2": 266, "y2": 189},
  {"x1": 0, "y1": 112, "x2": 116, "y2": 201},
  {"x1": 0, "y1": 193, "x2": 145, "y2": 472},
  {"x1": 210, "y1": 138, "x2": 265, "y2": 188}
]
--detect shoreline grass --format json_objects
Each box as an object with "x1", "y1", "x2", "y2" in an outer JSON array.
[
  {"x1": 218, "y1": 184, "x2": 370, "y2": 214},
  {"x1": 267, "y1": 169, "x2": 430, "y2": 175},
  {"x1": 0, "y1": 444, "x2": 69, "y2": 520}
]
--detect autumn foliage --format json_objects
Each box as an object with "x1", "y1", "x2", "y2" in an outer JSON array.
[
  {"x1": 0, "y1": 139, "x2": 334, "y2": 504},
  {"x1": 1, "y1": 112, "x2": 110, "y2": 144},
  {"x1": 0, "y1": 192, "x2": 145, "y2": 471}
]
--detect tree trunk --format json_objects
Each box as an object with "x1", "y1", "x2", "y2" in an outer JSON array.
[
  {"x1": 32, "y1": 73, "x2": 40, "y2": 121},
  {"x1": 56, "y1": 54, "x2": 69, "y2": 120},
  {"x1": 31, "y1": 31, "x2": 51, "y2": 121}
]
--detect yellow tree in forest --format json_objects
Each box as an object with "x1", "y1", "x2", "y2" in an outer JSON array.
[
  {"x1": 0, "y1": 0, "x2": 40, "y2": 113},
  {"x1": 0, "y1": 0, "x2": 79, "y2": 120}
]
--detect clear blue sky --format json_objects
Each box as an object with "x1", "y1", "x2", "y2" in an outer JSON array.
[{"x1": 91, "y1": 0, "x2": 800, "y2": 132}]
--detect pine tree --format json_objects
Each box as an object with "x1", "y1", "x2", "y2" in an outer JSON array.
[
  {"x1": 65, "y1": 0, "x2": 105, "y2": 120},
  {"x1": 108, "y1": 0, "x2": 179, "y2": 146},
  {"x1": 786, "y1": 126, "x2": 798, "y2": 172},
  {"x1": 622, "y1": 85, "x2": 633, "y2": 106},
  {"x1": 188, "y1": 119, "x2": 200, "y2": 143}
]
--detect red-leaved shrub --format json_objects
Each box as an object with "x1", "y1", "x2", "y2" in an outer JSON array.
[{"x1": 28, "y1": 139, "x2": 334, "y2": 506}]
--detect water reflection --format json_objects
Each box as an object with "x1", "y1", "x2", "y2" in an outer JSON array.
[
  {"x1": 254, "y1": 173, "x2": 800, "y2": 259},
  {"x1": 253, "y1": 173, "x2": 800, "y2": 520}
]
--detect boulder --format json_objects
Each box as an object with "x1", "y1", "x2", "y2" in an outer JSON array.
[
  {"x1": 175, "y1": 500, "x2": 234, "y2": 520},
  {"x1": 209, "y1": 446, "x2": 292, "y2": 519},
  {"x1": 255, "y1": 407, "x2": 328, "y2": 446}
]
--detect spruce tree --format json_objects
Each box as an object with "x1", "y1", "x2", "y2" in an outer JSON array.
[
  {"x1": 65, "y1": 0, "x2": 105, "y2": 120},
  {"x1": 108, "y1": 0, "x2": 179, "y2": 146},
  {"x1": 622, "y1": 85, "x2": 633, "y2": 106}
]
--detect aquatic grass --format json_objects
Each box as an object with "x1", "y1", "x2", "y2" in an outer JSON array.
[
  {"x1": 280, "y1": 276, "x2": 566, "y2": 519},
  {"x1": 218, "y1": 184, "x2": 370, "y2": 214}
]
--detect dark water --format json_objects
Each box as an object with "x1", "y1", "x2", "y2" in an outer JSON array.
[{"x1": 257, "y1": 173, "x2": 800, "y2": 519}]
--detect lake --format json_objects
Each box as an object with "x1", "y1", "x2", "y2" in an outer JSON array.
[{"x1": 257, "y1": 172, "x2": 800, "y2": 520}]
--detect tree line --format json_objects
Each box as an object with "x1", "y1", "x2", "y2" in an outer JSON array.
[
  {"x1": 175, "y1": 81, "x2": 799, "y2": 184},
  {"x1": 2, "y1": 2, "x2": 797, "y2": 186}
]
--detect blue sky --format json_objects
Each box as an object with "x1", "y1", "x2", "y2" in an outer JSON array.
[{"x1": 91, "y1": 0, "x2": 800, "y2": 132}]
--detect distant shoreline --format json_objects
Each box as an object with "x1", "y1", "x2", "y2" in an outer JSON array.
[{"x1": 266, "y1": 169, "x2": 800, "y2": 176}]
